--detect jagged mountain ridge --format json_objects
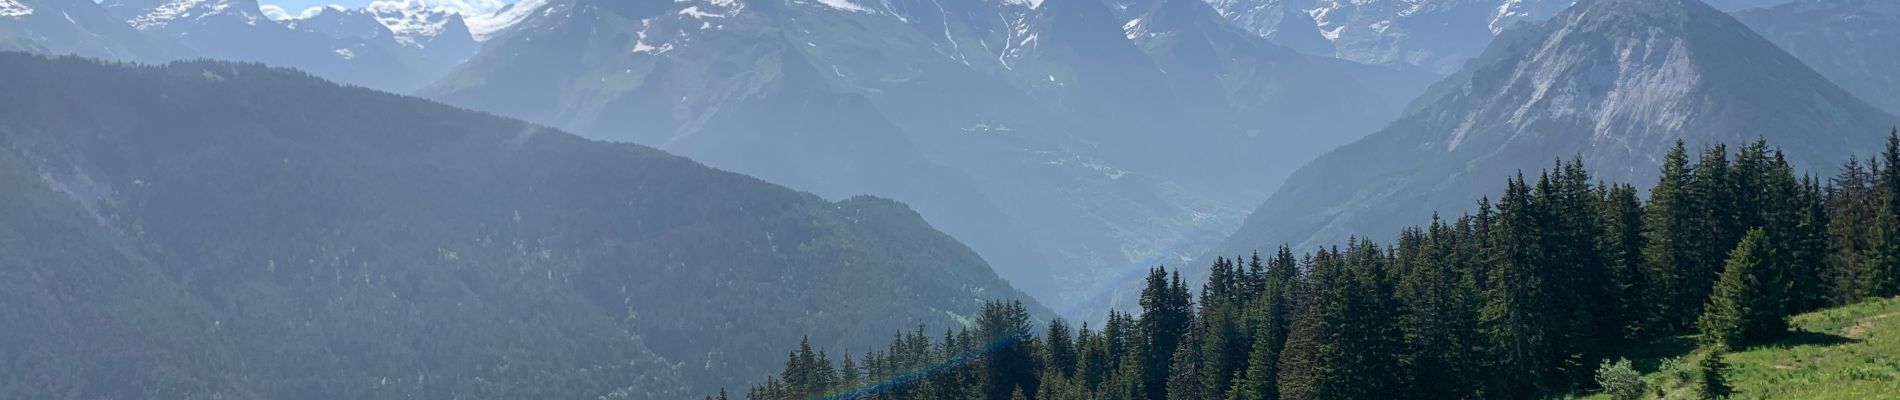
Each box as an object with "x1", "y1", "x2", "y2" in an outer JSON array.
[
  {"x1": 1737, "y1": 0, "x2": 1900, "y2": 117},
  {"x1": 1206, "y1": 0, "x2": 1802, "y2": 74},
  {"x1": 0, "y1": 0, "x2": 186, "y2": 61},
  {"x1": 1212, "y1": 0, "x2": 1897, "y2": 258}
]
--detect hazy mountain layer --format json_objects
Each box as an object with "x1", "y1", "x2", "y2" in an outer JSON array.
[
  {"x1": 1214, "y1": 0, "x2": 1897, "y2": 258},
  {"x1": 1737, "y1": 0, "x2": 1900, "y2": 117},
  {"x1": 0, "y1": 53, "x2": 1042, "y2": 397},
  {"x1": 427, "y1": 0, "x2": 1432, "y2": 314}
]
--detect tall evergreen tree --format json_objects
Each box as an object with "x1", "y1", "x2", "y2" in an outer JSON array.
[
  {"x1": 1827, "y1": 158, "x2": 1887, "y2": 303},
  {"x1": 1690, "y1": 144, "x2": 1742, "y2": 325},
  {"x1": 1229, "y1": 247, "x2": 1299, "y2": 400},
  {"x1": 1879, "y1": 130, "x2": 1900, "y2": 296},
  {"x1": 1396, "y1": 217, "x2": 1485, "y2": 399},
  {"x1": 977, "y1": 301, "x2": 1040, "y2": 400},
  {"x1": 1167, "y1": 328, "x2": 1208, "y2": 400},
  {"x1": 1277, "y1": 250, "x2": 1343, "y2": 400},
  {"x1": 1644, "y1": 141, "x2": 1704, "y2": 331},
  {"x1": 1139, "y1": 268, "x2": 1195, "y2": 400},
  {"x1": 1046, "y1": 319, "x2": 1078, "y2": 379},
  {"x1": 1482, "y1": 175, "x2": 1558, "y2": 397},
  {"x1": 1339, "y1": 240, "x2": 1407, "y2": 398},
  {"x1": 1600, "y1": 183, "x2": 1648, "y2": 340},
  {"x1": 1698, "y1": 229, "x2": 1789, "y2": 349},
  {"x1": 1698, "y1": 347, "x2": 1734, "y2": 400}
]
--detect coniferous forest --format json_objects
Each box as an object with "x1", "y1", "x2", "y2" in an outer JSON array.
[{"x1": 739, "y1": 133, "x2": 1900, "y2": 400}]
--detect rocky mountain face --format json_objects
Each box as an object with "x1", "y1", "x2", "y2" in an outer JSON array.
[
  {"x1": 1207, "y1": 0, "x2": 1802, "y2": 75},
  {"x1": 1736, "y1": 0, "x2": 1900, "y2": 116},
  {"x1": 0, "y1": 0, "x2": 185, "y2": 61},
  {"x1": 0, "y1": 52, "x2": 1043, "y2": 398},
  {"x1": 1212, "y1": 0, "x2": 1897, "y2": 258},
  {"x1": 97, "y1": 0, "x2": 435, "y2": 92},
  {"x1": 424, "y1": 0, "x2": 1434, "y2": 314},
  {"x1": 280, "y1": 4, "x2": 481, "y2": 86}
]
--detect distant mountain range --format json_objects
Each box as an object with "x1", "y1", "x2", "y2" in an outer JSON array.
[
  {"x1": 1211, "y1": 0, "x2": 1897, "y2": 259},
  {"x1": 424, "y1": 0, "x2": 1435, "y2": 314},
  {"x1": 8, "y1": 0, "x2": 1888, "y2": 324},
  {"x1": 1208, "y1": 0, "x2": 1801, "y2": 74},
  {"x1": 1737, "y1": 0, "x2": 1900, "y2": 117},
  {"x1": 0, "y1": 52, "x2": 1043, "y2": 398}
]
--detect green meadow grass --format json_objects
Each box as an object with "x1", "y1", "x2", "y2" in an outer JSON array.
[{"x1": 1571, "y1": 297, "x2": 1900, "y2": 399}]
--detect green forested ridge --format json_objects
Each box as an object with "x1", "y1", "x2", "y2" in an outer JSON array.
[
  {"x1": 743, "y1": 132, "x2": 1900, "y2": 400},
  {"x1": 0, "y1": 52, "x2": 1045, "y2": 399}
]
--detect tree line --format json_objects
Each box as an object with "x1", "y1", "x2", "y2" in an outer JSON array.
[{"x1": 731, "y1": 132, "x2": 1900, "y2": 400}]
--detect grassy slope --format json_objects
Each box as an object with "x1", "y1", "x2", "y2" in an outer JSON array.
[{"x1": 1572, "y1": 297, "x2": 1900, "y2": 399}]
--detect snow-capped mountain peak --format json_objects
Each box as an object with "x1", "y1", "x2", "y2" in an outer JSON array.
[
  {"x1": 364, "y1": 0, "x2": 478, "y2": 47},
  {"x1": 463, "y1": 0, "x2": 542, "y2": 40},
  {"x1": 0, "y1": 0, "x2": 34, "y2": 18},
  {"x1": 121, "y1": 0, "x2": 267, "y2": 30}
]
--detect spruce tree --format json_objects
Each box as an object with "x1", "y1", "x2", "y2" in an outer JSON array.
[
  {"x1": 1046, "y1": 319, "x2": 1078, "y2": 378},
  {"x1": 977, "y1": 301, "x2": 1039, "y2": 400},
  {"x1": 1229, "y1": 299, "x2": 1281, "y2": 400},
  {"x1": 1229, "y1": 247, "x2": 1298, "y2": 400},
  {"x1": 1139, "y1": 268, "x2": 1195, "y2": 400},
  {"x1": 1880, "y1": 130, "x2": 1900, "y2": 295},
  {"x1": 1277, "y1": 250, "x2": 1343, "y2": 400},
  {"x1": 1698, "y1": 347, "x2": 1734, "y2": 400},
  {"x1": 1167, "y1": 328, "x2": 1207, "y2": 400},
  {"x1": 1339, "y1": 240, "x2": 1406, "y2": 398},
  {"x1": 1690, "y1": 144, "x2": 1742, "y2": 324},
  {"x1": 1698, "y1": 229, "x2": 1789, "y2": 349},
  {"x1": 1600, "y1": 183, "x2": 1648, "y2": 340},
  {"x1": 1482, "y1": 175, "x2": 1564, "y2": 396},
  {"x1": 1396, "y1": 217, "x2": 1484, "y2": 399},
  {"x1": 1644, "y1": 141, "x2": 1702, "y2": 331},
  {"x1": 1827, "y1": 158, "x2": 1886, "y2": 303}
]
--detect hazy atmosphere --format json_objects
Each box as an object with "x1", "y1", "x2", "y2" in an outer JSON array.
[{"x1": 3, "y1": 0, "x2": 1897, "y2": 398}]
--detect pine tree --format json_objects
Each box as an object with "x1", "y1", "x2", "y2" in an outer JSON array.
[
  {"x1": 1827, "y1": 158, "x2": 1886, "y2": 303},
  {"x1": 1167, "y1": 328, "x2": 1207, "y2": 400},
  {"x1": 1482, "y1": 175, "x2": 1563, "y2": 396},
  {"x1": 1690, "y1": 144, "x2": 1742, "y2": 325},
  {"x1": 1879, "y1": 130, "x2": 1900, "y2": 296},
  {"x1": 1396, "y1": 217, "x2": 1484, "y2": 399},
  {"x1": 1277, "y1": 250, "x2": 1342, "y2": 400},
  {"x1": 1789, "y1": 174, "x2": 1833, "y2": 312},
  {"x1": 1698, "y1": 347, "x2": 1734, "y2": 400},
  {"x1": 1139, "y1": 267, "x2": 1195, "y2": 400},
  {"x1": 1600, "y1": 183, "x2": 1648, "y2": 340},
  {"x1": 977, "y1": 301, "x2": 1040, "y2": 400},
  {"x1": 1046, "y1": 318, "x2": 1078, "y2": 378},
  {"x1": 1644, "y1": 141, "x2": 1703, "y2": 331},
  {"x1": 1229, "y1": 300, "x2": 1281, "y2": 400},
  {"x1": 1698, "y1": 229, "x2": 1789, "y2": 349},
  {"x1": 1339, "y1": 240, "x2": 1406, "y2": 398},
  {"x1": 1229, "y1": 247, "x2": 1298, "y2": 400}
]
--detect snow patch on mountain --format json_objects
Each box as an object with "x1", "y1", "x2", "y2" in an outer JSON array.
[
  {"x1": 364, "y1": 0, "x2": 477, "y2": 47},
  {"x1": 0, "y1": 0, "x2": 34, "y2": 17},
  {"x1": 259, "y1": 4, "x2": 324, "y2": 21},
  {"x1": 804, "y1": 0, "x2": 873, "y2": 13},
  {"x1": 463, "y1": 0, "x2": 539, "y2": 40},
  {"x1": 127, "y1": 0, "x2": 262, "y2": 30}
]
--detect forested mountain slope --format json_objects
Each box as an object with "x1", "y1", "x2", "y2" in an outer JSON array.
[
  {"x1": 0, "y1": 52, "x2": 1043, "y2": 398},
  {"x1": 738, "y1": 131, "x2": 1900, "y2": 400},
  {"x1": 1214, "y1": 0, "x2": 1897, "y2": 257}
]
